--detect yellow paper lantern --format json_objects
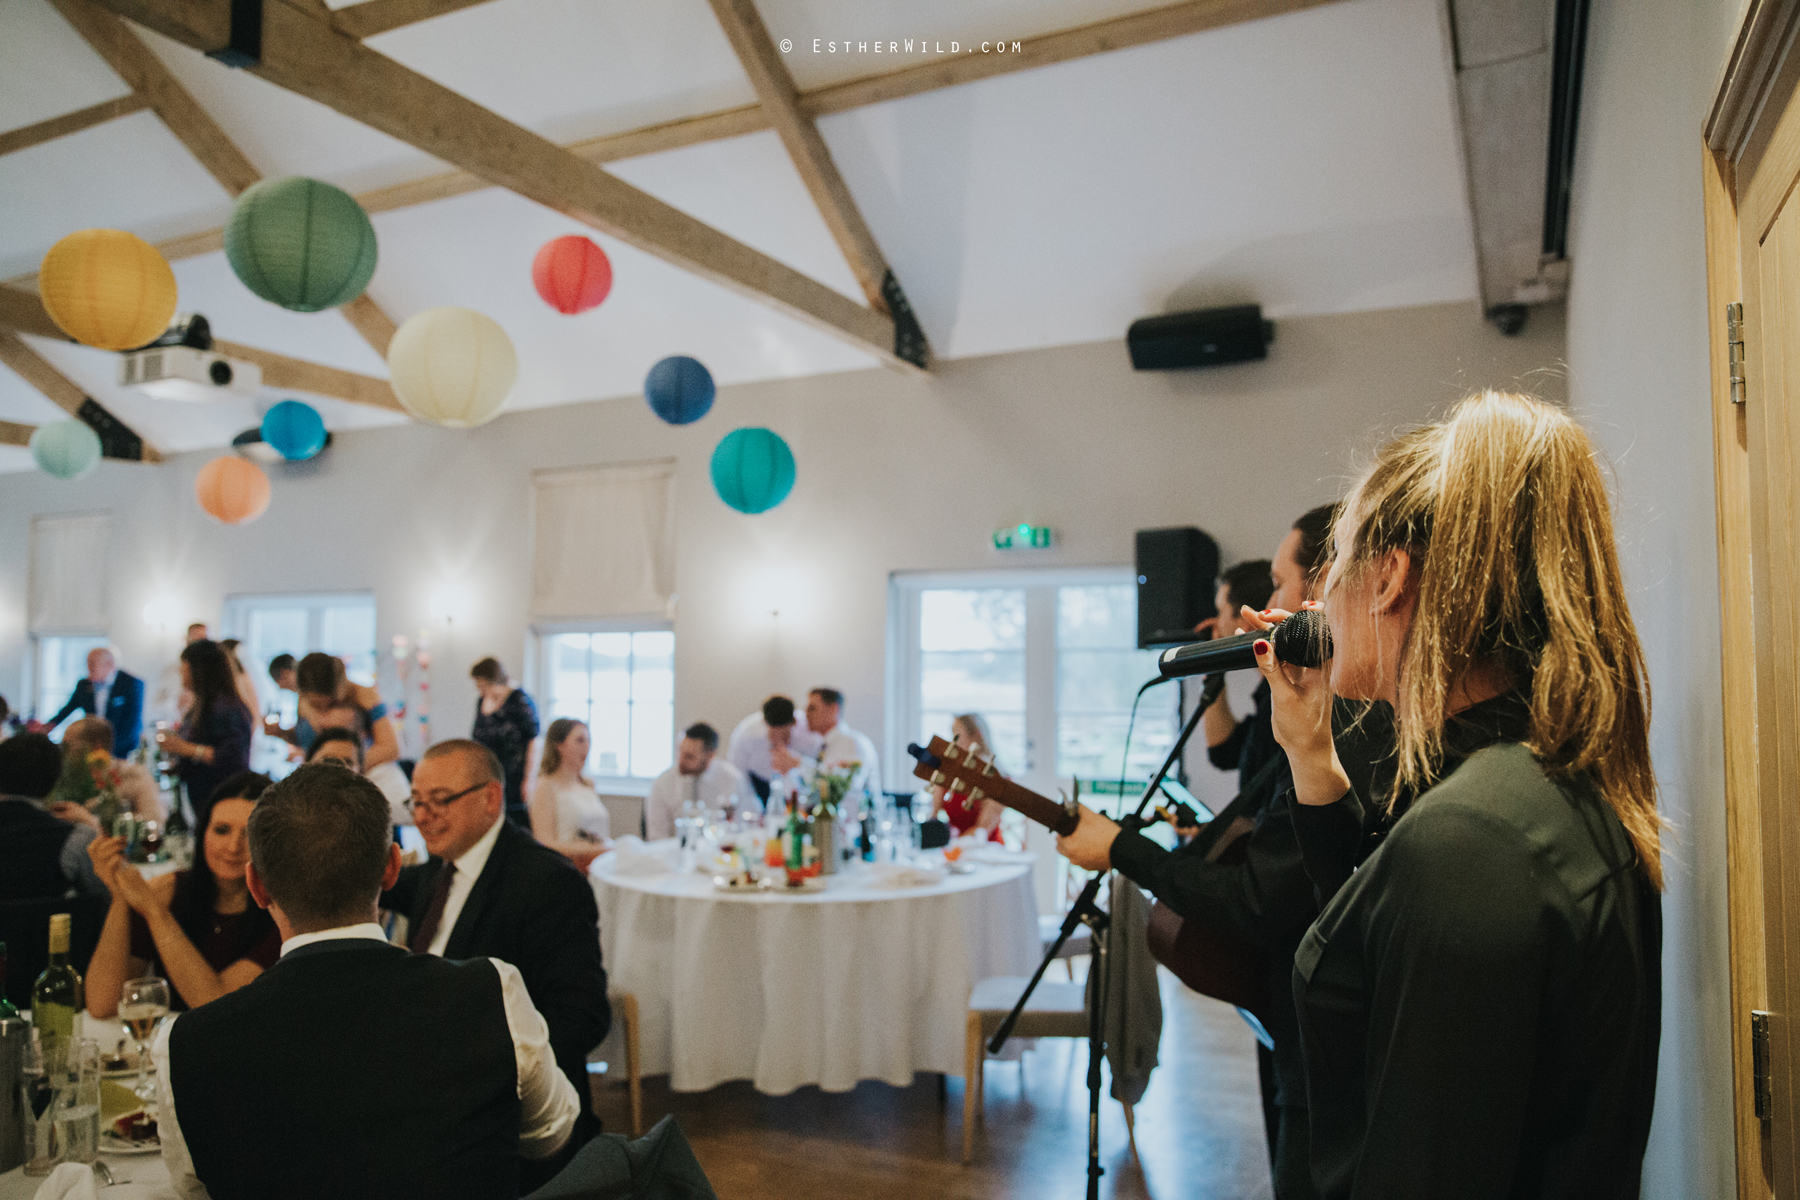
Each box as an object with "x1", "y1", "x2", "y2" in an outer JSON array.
[
  {"x1": 39, "y1": 230, "x2": 179, "y2": 351},
  {"x1": 195, "y1": 456, "x2": 271, "y2": 525},
  {"x1": 386, "y1": 307, "x2": 517, "y2": 428}
]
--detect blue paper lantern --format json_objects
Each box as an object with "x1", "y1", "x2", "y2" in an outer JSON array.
[
  {"x1": 644, "y1": 355, "x2": 715, "y2": 425},
  {"x1": 30, "y1": 420, "x2": 101, "y2": 480},
  {"x1": 710, "y1": 427, "x2": 795, "y2": 514},
  {"x1": 260, "y1": 399, "x2": 327, "y2": 461}
]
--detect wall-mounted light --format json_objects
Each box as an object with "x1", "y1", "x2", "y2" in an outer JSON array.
[
  {"x1": 427, "y1": 582, "x2": 472, "y2": 626},
  {"x1": 142, "y1": 594, "x2": 181, "y2": 632},
  {"x1": 745, "y1": 564, "x2": 804, "y2": 620}
]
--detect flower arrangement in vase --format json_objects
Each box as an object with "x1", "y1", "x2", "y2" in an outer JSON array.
[{"x1": 809, "y1": 761, "x2": 861, "y2": 875}]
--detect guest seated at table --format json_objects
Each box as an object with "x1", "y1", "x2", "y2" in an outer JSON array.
[
  {"x1": 531, "y1": 719, "x2": 611, "y2": 872},
  {"x1": 806, "y1": 687, "x2": 881, "y2": 804},
  {"x1": 155, "y1": 763, "x2": 579, "y2": 1199},
  {"x1": 383, "y1": 739, "x2": 609, "y2": 1167},
  {"x1": 157, "y1": 641, "x2": 254, "y2": 828},
  {"x1": 727, "y1": 695, "x2": 822, "y2": 802},
  {"x1": 296, "y1": 652, "x2": 401, "y2": 771},
  {"x1": 0, "y1": 733, "x2": 107, "y2": 899},
  {"x1": 86, "y1": 772, "x2": 281, "y2": 1016},
  {"x1": 647, "y1": 723, "x2": 751, "y2": 840},
  {"x1": 928, "y1": 714, "x2": 1005, "y2": 838},
  {"x1": 46, "y1": 716, "x2": 165, "y2": 826}
]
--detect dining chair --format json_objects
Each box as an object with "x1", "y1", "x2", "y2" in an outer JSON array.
[{"x1": 962, "y1": 975, "x2": 1089, "y2": 1164}]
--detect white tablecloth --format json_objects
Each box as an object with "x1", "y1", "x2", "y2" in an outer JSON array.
[
  {"x1": 0, "y1": 1154, "x2": 171, "y2": 1198},
  {"x1": 591, "y1": 845, "x2": 1041, "y2": 1095}
]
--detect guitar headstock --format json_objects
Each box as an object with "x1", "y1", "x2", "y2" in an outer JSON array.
[{"x1": 907, "y1": 736, "x2": 1002, "y2": 799}]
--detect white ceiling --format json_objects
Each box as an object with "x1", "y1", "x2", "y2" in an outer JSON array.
[{"x1": 0, "y1": 0, "x2": 1478, "y2": 466}]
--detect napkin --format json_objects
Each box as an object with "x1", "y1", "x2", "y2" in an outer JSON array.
[
  {"x1": 605, "y1": 837, "x2": 671, "y2": 877},
  {"x1": 864, "y1": 863, "x2": 945, "y2": 889},
  {"x1": 35, "y1": 1163, "x2": 99, "y2": 1200}
]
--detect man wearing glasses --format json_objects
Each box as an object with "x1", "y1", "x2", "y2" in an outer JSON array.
[{"x1": 384, "y1": 739, "x2": 610, "y2": 1181}]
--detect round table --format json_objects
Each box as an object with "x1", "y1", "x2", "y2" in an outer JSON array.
[{"x1": 590, "y1": 846, "x2": 1041, "y2": 1095}]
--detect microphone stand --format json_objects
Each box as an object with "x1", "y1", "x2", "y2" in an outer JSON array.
[{"x1": 987, "y1": 673, "x2": 1224, "y2": 1199}]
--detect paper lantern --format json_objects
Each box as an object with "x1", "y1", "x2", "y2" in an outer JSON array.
[
  {"x1": 225, "y1": 177, "x2": 378, "y2": 312},
  {"x1": 386, "y1": 307, "x2": 517, "y2": 428},
  {"x1": 710, "y1": 428, "x2": 795, "y2": 514},
  {"x1": 532, "y1": 235, "x2": 612, "y2": 314},
  {"x1": 260, "y1": 400, "x2": 327, "y2": 461},
  {"x1": 38, "y1": 230, "x2": 178, "y2": 351},
  {"x1": 195, "y1": 456, "x2": 271, "y2": 524},
  {"x1": 29, "y1": 420, "x2": 102, "y2": 480},
  {"x1": 644, "y1": 356, "x2": 714, "y2": 426}
]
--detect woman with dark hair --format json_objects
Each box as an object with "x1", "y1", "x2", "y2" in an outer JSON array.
[
  {"x1": 86, "y1": 771, "x2": 281, "y2": 1014},
  {"x1": 157, "y1": 641, "x2": 254, "y2": 824},
  {"x1": 470, "y1": 657, "x2": 540, "y2": 827},
  {"x1": 293, "y1": 652, "x2": 400, "y2": 771}
]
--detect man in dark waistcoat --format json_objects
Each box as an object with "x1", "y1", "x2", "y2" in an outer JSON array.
[{"x1": 154, "y1": 763, "x2": 579, "y2": 1200}]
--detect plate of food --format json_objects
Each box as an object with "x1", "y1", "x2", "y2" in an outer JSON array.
[
  {"x1": 712, "y1": 872, "x2": 763, "y2": 892},
  {"x1": 758, "y1": 874, "x2": 825, "y2": 894},
  {"x1": 101, "y1": 1111, "x2": 160, "y2": 1154}
]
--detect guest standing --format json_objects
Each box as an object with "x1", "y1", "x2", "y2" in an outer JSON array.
[
  {"x1": 530, "y1": 719, "x2": 611, "y2": 870},
  {"x1": 45, "y1": 646, "x2": 144, "y2": 757},
  {"x1": 470, "y1": 657, "x2": 541, "y2": 828},
  {"x1": 804, "y1": 688, "x2": 880, "y2": 802},
  {"x1": 157, "y1": 641, "x2": 254, "y2": 827},
  {"x1": 726, "y1": 695, "x2": 822, "y2": 803},
  {"x1": 86, "y1": 772, "x2": 281, "y2": 1015},
  {"x1": 1260, "y1": 391, "x2": 1662, "y2": 1196},
  {"x1": 646, "y1": 723, "x2": 750, "y2": 840},
  {"x1": 217, "y1": 639, "x2": 264, "y2": 721},
  {"x1": 295, "y1": 653, "x2": 401, "y2": 770},
  {"x1": 929, "y1": 714, "x2": 1005, "y2": 837}
]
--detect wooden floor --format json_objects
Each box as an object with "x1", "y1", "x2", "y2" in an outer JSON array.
[{"x1": 591, "y1": 965, "x2": 1275, "y2": 1200}]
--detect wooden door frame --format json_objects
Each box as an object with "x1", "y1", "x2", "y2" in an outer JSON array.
[{"x1": 1706, "y1": 3, "x2": 1800, "y2": 1195}]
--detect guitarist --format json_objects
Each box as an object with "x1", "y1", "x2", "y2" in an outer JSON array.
[{"x1": 1057, "y1": 504, "x2": 1393, "y2": 1200}]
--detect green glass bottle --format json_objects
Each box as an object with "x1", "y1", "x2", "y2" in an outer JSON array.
[
  {"x1": 0, "y1": 939, "x2": 19, "y2": 1019},
  {"x1": 784, "y1": 796, "x2": 805, "y2": 872},
  {"x1": 32, "y1": 914, "x2": 83, "y2": 1068}
]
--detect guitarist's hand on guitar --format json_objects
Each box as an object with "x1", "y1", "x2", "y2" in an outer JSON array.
[
  {"x1": 1056, "y1": 804, "x2": 1122, "y2": 872},
  {"x1": 1250, "y1": 602, "x2": 1353, "y2": 807}
]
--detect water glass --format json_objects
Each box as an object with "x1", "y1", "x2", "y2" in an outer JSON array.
[
  {"x1": 56, "y1": 1038, "x2": 100, "y2": 1164},
  {"x1": 21, "y1": 1029, "x2": 57, "y2": 1176}
]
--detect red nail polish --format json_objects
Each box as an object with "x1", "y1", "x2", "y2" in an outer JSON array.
[
  {"x1": 1253, "y1": 639, "x2": 1270, "y2": 656},
  {"x1": 1260, "y1": 609, "x2": 1272, "y2": 616}
]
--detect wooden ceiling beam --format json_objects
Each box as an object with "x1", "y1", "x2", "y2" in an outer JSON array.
[
  {"x1": 86, "y1": 0, "x2": 911, "y2": 371},
  {"x1": 0, "y1": 93, "x2": 151, "y2": 158},
  {"x1": 331, "y1": 0, "x2": 499, "y2": 39},
  {"x1": 0, "y1": 330, "x2": 163, "y2": 462},
  {"x1": 707, "y1": 0, "x2": 929, "y2": 367},
  {"x1": 0, "y1": 419, "x2": 38, "y2": 448},
  {"x1": 213, "y1": 339, "x2": 405, "y2": 411},
  {"x1": 0, "y1": 285, "x2": 74, "y2": 341}
]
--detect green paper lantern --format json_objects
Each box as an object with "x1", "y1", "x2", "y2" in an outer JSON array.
[
  {"x1": 30, "y1": 420, "x2": 102, "y2": 480},
  {"x1": 710, "y1": 427, "x2": 795, "y2": 514},
  {"x1": 225, "y1": 177, "x2": 378, "y2": 312}
]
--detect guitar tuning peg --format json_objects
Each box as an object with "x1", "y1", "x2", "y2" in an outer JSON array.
[{"x1": 930, "y1": 771, "x2": 947, "y2": 787}]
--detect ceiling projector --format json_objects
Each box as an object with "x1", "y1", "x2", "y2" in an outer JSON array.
[{"x1": 119, "y1": 345, "x2": 262, "y2": 402}]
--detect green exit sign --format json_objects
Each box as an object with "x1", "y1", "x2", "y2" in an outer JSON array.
[{"x1": 993, "y1": 523, "x2": 1053, "y2": 550}]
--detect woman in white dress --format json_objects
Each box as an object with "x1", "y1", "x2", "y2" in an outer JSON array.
[{"x1": 530, "y1": 718, "x2": 611, "y2": 871}]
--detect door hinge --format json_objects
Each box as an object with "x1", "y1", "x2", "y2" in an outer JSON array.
[
  {"x1": 1754, "y1": 1009, "x2": 1773, "y2": 1120},
  {"x1": 1728, "y1": 303, "x2": 1748, "y2": 405}
]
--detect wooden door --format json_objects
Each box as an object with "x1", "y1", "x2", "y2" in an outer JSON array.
[{"x1": 1708, "y1": 7, "x2": 1800, "y2": 1193}]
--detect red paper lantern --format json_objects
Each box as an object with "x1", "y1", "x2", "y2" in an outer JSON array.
[
  {"x1": 195, "y1": 456, "x2": 271, "y2": 524},
  {"x1": 532, "y1": 235, "x2": 613, "y2": 314}
]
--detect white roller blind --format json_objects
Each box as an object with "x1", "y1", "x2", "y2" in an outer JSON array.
[
  {"x1": 531, "y1": 460, "x2": 676, "y2": 620},
  {"x1": 30, "y1": 512, "x2": 111, "y2": 634}
]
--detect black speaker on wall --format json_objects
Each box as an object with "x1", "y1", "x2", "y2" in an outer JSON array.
[
  {"x1": 1136, "y1": 527, "x2": 1220, "y2": 649},
  {"x1": 1127, "y1": 304, "x2": 1274, "y2": 370}
]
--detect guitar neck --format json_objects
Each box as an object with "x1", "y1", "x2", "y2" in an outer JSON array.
[{"x1": 908, "y1": 738, "x2": 1077, "y2": 836}]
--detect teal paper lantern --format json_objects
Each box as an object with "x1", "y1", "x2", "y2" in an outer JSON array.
[
  {"x1": 710, "y1": 427, "x2": 795, "y2": 514},
  {"x1": 225, "y1": 177, "x2": 378, "y2": 312},
  {"x1": 260, "y1": 399, "x2": 327, "y2": 460},
  {"x1": 644, "y1": 355, "x2": 714, "y2": 425},
  {"x1": 30, "y1": 420, "x2": 101, "y2": 480}
]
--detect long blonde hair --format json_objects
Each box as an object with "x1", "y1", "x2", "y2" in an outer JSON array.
[
  {"x1": 951, "y1": 713, "x2": 998, "y2": 769},
  {"x1": 540, "y1": 718, "x2": 589, "y2": 781},
  {"x1": 1333, "y1": 391, "x2": 1662, "y2": 888}
]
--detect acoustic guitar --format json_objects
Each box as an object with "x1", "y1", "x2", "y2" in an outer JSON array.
[{"x1": 906, "y1": 737, "x2": 1267, "y2": 1018}]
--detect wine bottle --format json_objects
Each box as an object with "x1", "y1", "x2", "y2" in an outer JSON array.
[
  {"x1": 784, "y1": 795, "x2": 804, "y2": 872},
  {"x1": 32, "y1": 913, "x2": 83, "y2": 1069},
  {"x1": 0, "y1": 939, "x2": 19, "y2": 1019}
]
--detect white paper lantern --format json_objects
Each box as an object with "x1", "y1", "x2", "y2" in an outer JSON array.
[{"x1": 386, "y1": 307, "x2": 517, "y2": 428}]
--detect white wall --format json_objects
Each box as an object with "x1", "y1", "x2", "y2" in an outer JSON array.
[
  {"x1": 0, "y1": 299, "x2": 1564, "y2": 817},
  {"x1": 1564, "y1": 0, "x2": 1739, "y2": 1196}
]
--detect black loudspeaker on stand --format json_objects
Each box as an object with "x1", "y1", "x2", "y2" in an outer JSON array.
[{"x1": 987, "y1": 674, "x2": 1224, "y2": 1200}]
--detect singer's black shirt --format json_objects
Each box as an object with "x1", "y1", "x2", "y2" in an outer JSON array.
[{"x1": 1291, "y1": 693, "x2": 1662, "y2": 1199}]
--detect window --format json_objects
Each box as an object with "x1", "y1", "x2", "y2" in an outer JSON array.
[
  {"x1": 222, "y1": 593, "x2": 379, "y2": 726},
  {"x1": 538, "y1": 627, "x2": 675, "y2": 783},
  {"x1": 33, "y1": 634, "x2": 110, "y2": 736},
  {"x1": 891, "y1": 570, "x2": 1178, "y2": 799}
]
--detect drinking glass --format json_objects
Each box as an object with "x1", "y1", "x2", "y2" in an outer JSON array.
[
  {"x1": 119, "y1": 976, "x2": 171, "y2": 1102},
  {"x1": 21, "y1": 1029, "x2": 58, "y2": 1176},
  {"x1": 56, "y1": 1038, "x2": 101, "y2": 1164}
]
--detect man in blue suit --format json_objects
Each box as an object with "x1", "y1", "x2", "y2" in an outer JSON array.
[{"x1": 48, "y1": 647, "x2": 143, "y2": 758}]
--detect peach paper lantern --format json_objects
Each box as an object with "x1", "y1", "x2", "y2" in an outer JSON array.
[
  {"x1": 195, "y1": 455, "x2": 271, "y2": 524},
  {"x1": 39, "y1": 230, "x2": 179, "y2": 351}
]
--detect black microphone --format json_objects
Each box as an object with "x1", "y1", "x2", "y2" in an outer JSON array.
[{"x1": 1157, "y1": 606, "x2": 1333, "y2": 679}]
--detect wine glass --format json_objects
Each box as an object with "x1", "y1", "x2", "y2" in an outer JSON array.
[{"x1": 119, "y1": 976, "x2": 171, "y2": 1102}]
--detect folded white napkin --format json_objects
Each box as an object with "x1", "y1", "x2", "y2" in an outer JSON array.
[
  {"x1": 863, "y1": 863, "x2": 946, "y2": 889},
  {"x1": 35, "y1": 1162, "x2": 98, "y2": 1200},
  {"x1": 605, "y1": 836, "x2": 670, "y2": 877},
  {"x1": 964, "y1": 845, "x2": 1034, "y2": 865}
]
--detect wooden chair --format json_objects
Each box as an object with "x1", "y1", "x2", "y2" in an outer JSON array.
[{"x1": 962, "y1": 975, "x2": 1088, "y2": 1163}]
